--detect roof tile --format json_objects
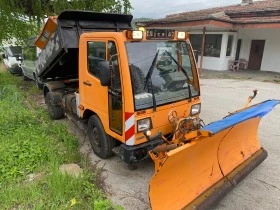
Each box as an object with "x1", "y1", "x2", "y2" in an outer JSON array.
[{"x1": 151, "y1": 0, "x2": 280, "y2": 24}]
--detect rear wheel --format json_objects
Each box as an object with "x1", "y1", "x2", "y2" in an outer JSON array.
[
  {"x1": 87, "y1": 115, "x2": 116, "y2": 159},
  {"x1": 45, "y1": 92, "x2": 65, "y2": 120}
]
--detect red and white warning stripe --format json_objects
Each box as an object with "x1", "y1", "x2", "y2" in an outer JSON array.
[{"x1": 125, "y1": 112, "x2": 135, "y2": 146}]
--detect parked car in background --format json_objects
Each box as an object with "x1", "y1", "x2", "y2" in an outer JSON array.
[
  {"x1": 2, "y1": 46, "x2": 23, "y2": 75},
  {"x1": 21, "y1": 37, "x2": 39, "y2": 80}
]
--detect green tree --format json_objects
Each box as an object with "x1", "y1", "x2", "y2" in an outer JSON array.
[{"x1": 0, "y1": 0, "x2": 132, "y2": 45}]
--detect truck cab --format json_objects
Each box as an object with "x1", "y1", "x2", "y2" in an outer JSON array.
[{"x1": 78, "y1": 30, "x2": 200, "y2": 163}]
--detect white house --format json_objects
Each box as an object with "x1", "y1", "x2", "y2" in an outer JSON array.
[{"x1": 141, "y1": 0, "x2": 280, "y2": 73}]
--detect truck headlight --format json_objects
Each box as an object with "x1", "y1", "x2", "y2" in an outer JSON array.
[
  {"x1": 177, "y1": 32, "x2": 186, "y2": 39},
  {"x1": 126, "y1": 30, "x2": 143, "y2": 40},
  {"x1": 190, "y1": 103, "x2": 201, "y2": 115},
  {"x1": 137, "y1": 118, "x2": 152, "y2": 132}
]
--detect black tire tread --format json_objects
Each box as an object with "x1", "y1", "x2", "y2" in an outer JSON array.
[
  {"x1": 45, "y1": 92, "x2": 65, "y2": 120},
  {"x1": 87, "y1": 115, "x2": 116, "y2": 159}
]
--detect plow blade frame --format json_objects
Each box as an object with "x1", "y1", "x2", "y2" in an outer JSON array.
[{"x1": 149, "y1": 100, "x2": 279, "y2": 210}]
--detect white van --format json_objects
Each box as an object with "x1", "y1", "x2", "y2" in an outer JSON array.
[{"x1": 2, "y1": 46, "x2": 23, "y2": 75}]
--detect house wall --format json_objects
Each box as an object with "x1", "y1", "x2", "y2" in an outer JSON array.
[
  {"x1": 238, "y1": 28, "x2": 280, "y2": 73},
  {"x1": 191, "y1": 32, "x2": 238, "y2": 71}
]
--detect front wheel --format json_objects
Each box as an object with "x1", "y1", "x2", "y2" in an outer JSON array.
[
  {"x1": 87, "y1": 115, "x2": 116, "y2": 159},
  {"x1": 45, "y1": 92, "x2": 65, "y2": 120}
]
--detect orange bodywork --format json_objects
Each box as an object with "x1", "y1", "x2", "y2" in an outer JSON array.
[
  {"x1": 35, "y1": 16, "x2": 57, "y2": 49},
  {"x1": 78, "y1": 31, "x2": 200, "y2": 145},
  {"x1": 149, "y1": 116, "x2": 263, "y2": 210}
]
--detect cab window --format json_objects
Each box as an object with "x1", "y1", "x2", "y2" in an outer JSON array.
[{"x1": 87, "y1": 41, "x2": 106, "y2": 78}]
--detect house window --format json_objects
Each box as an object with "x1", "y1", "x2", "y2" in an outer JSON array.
[
  {"x1": 226, "y1": 35, "x2": 234, "y2": 56},
  {"x1": 189, "y1": 34, "x2": 202, "y2": 54},
  {"x1": 204, "y1": 34, "x2": 222, "y2": 57},
  {"x1": 190, "y1": 34, "x2": 222, "y2": 57}
]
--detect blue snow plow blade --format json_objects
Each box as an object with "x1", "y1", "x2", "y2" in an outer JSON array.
[{"x1": 201, "y1": 100, "x2": 279, "y2": 135}]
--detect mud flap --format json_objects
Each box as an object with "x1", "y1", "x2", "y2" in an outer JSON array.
[{"x1": 149, "y1": 100, "x2": 279, "y2": 210}]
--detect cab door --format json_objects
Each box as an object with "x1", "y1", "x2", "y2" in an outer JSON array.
[
  {"x1": 79, "y1": 39, "x2": 123, "y2": 137},
  {"x1": 79, "y1": 39, "x2": 108, "y2": 118}
]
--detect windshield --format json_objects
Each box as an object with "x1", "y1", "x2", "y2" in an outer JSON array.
[
  {"x1": 5, "y1": 46, "x2": 22, "y2": 57},
  {"x1": 126, "y1": 41, "x2": 199, "y2": 111}
]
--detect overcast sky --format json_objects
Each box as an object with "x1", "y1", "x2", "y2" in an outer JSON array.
[{"x1": 130, "y1": 0, "x2": 258, "y2": 18}]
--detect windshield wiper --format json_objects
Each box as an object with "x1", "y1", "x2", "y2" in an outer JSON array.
[
  {"x1": 144, "y1": 50, "x2": 159, "y2": 111},
  {"x1": 144, "y1": 50, "x2": 159, "y2": 89},
  {"x1": 165, "y1": 50, "x2": 192, "y2": 101}
]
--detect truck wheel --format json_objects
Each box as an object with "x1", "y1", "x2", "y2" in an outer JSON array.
[
  {"x1": 45, "y1": 92, "x2": 65, "y2": 120},
  {"x1": 87, "y1": 115, "x2": 116, "y2": 159}
]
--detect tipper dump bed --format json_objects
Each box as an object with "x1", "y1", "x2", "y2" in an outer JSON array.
[{"x1": 35, "y1": 10, "x2": 132, "y2": 81}]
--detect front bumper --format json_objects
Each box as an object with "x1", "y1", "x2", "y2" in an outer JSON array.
[
  {"x1": 9, "y1": 66, "x2": 22, "y2": 75},
  {"x1": 119, "y1": 138, "x2": 163, "y2": 164}
]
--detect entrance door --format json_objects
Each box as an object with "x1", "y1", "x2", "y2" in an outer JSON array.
[{"x1": 248, "y1": 40, "x2": 265, "y2": 70}]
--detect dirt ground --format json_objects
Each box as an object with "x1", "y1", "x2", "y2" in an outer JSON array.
[
  {"x1": 200, "y1": 79, "x2": 280, "y2": 210},
  {"x1": 11, "y1": 66, "x2": 280, "y2": 210}
]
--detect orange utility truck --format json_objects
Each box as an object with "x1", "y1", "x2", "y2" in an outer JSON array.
[{"x1": 35, "y1": 10, "x2": 279, "y2": 210}]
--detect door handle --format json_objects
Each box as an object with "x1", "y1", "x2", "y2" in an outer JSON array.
[{"x1": 83, "y1": 81, "x2": 92, "y2": 86}]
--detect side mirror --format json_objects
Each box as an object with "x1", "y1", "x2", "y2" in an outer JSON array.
[
  {"x1": 98, "y1": 61, "x2": 111, "y2": 86},
  {"x1": 2, "y1": 54, "x2": 6, "y2": 59}
]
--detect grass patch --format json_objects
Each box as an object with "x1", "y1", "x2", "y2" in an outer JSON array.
[
  {"x1": 0, "y1": 70, "x2": 121, "y2": 209},
  {"x1": 0, "y1": 61, "x2": 7, "y2": 72}
]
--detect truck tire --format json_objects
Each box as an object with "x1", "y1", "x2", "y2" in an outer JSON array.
[
  {"x1": 87, "y1": 115, "x2": 116, "y2": 159},
  {"x1": 45, "y1": 92, "x2": 65, "y2": 120}
]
